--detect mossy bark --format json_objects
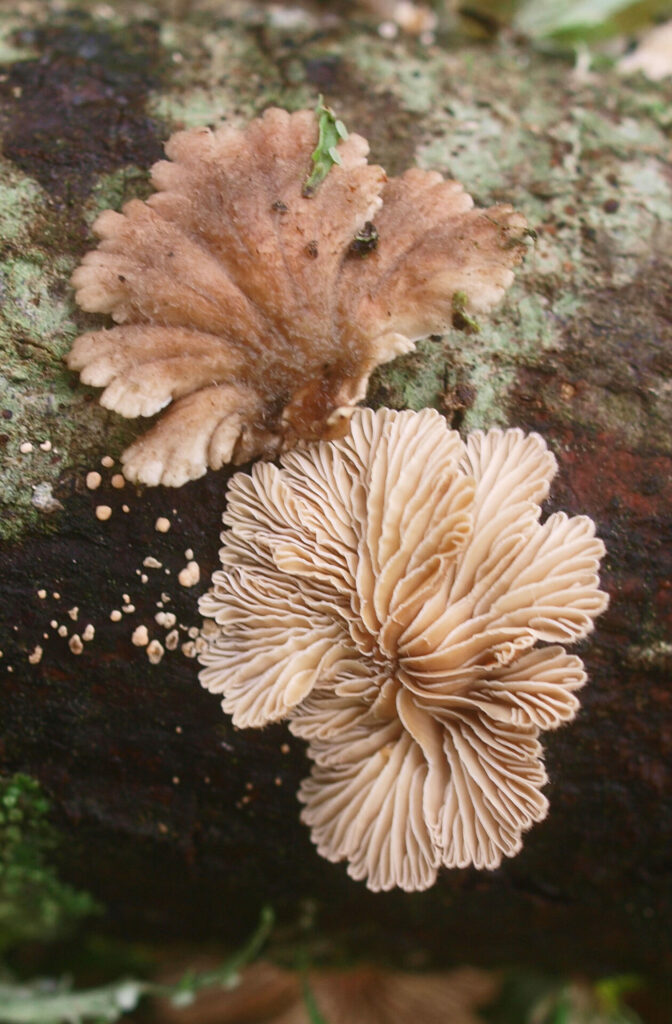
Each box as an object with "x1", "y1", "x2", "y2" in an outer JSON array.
[{"x1": 1, "y1": 0, "x2": 671, "y2": 988}]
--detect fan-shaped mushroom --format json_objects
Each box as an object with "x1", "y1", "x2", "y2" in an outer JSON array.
[
  {"x1": 68, "y1": 106, "x2": 528, "y2": 486},
  {"x1": 199, "y1": 408, "x2": 608, "y2": 891}
]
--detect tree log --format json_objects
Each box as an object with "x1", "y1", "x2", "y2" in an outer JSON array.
[{"x1": 0, "y1": 0, "x2": 670, "y2": 988}]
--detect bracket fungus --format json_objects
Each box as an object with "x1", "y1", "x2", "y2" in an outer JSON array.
[
  {"x1": 68, "y1": 105, "x2": 528, "y2": 486},
  {"x1": 199, "y1": 408, "x2": 608, "y2": 892}
]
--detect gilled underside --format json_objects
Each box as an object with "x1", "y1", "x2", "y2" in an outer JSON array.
[
  {"x1": 68, "y1": 107, "x2": 529, "y2": 487},
  {"x1": 199, "y1": 409, "x2": 608, "y2": 892}
]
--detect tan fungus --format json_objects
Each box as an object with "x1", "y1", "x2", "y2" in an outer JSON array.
[
  {"x1": 199, "y1": 408, "x2": 608, "y2": 892},
  {"x1": 68, "y1": 107, "x2": 528, "y2": 486}
]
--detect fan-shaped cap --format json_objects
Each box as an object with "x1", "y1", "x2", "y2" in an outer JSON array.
[
  {"x1": 199, "y1": 409, "x2": 608, "y2": 891},
  {"x1": 68, "y1": 106, "x2": 529, "y2": 486}
]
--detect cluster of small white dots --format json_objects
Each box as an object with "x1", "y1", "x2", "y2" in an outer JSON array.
[
  {"x1": 19, "y1": 438, "x2": 56, "y2": 455},
  {"x1": 7, "y1": 456, "x2": 211, "y2": 674}
]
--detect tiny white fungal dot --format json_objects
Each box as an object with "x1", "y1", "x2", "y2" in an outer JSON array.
[
  {"x1": 161, "y1": 592, "x2": 171, "y2": 603},
  {"x1": 37, "y1": 589, "x2": 46, "y2": 599},
  {"x1": 184, "y1": 548, "x2": 194, "y2": 560},
  {"x1": 188, "y1": 626, "x2": 199, "y2": 639},
  {"x1": 110, "y1": 610, "x2": 122, "y2": 622},
  {"x1": 147, "y1": 639, "x2": 165, "y2": 664},
  {"x1": 378, "y1": 20, "x2": 398, "y2": 39},
  {"x1": 122, "y1": 504, "x2": 130, "y2": 513},
  {"x1": 155, "y1": 517, "x2": 171, "y2": 533},
  {"x1": 156, "y1": 611, "x2": 176, "y2": 629},
  {"x1": 165, "y1": 629, "x2": 179, "y2": 650},
  {"x1": 40, "y1": 440, "x2": 52, "y2": 452},
  {"x1": 52, "y1": 592, "x2": 60, "y2": 600},
  {"x1": 19, "y1": 441, "x2": 33, "y2": 454},
  {"x1": 132, "y1": 625, "x2": 149, "y2": 646},
  {"x1": 57, "y1": 625, "x2": 68, "y2": 638},
  {"x1": 122, "y1": 603, "x2": 136, "y2": 614},
  {"x1": 143, "y1": 556, "x2": 162, "y2": 569},
  {"x1": 86, "y1": 471, "x2": 102, "y2": 490},
  {"x1": 82, "y1": 624, "x2": 95, "y2": 642},
  {"x1": 178, "y1": 561, "x2": 200, "y2": 588},
  {"x1": 140, "y1": 573, "x2": 148, "y2": 583},
  {"x1": 95, "y1": 505, "x2": 112, "y2": 521},
  {"x1": 101, "y1": 455, "x2": 114, "y2": 468},
  {"x1": 274, "y1": 777, "x2": 282, "y2": 786},
  {"x1": 50, "y1": 619, "x2": 58, "y2": 629},
  {"x1": 69, "y1": 634, "x2": 84, "y2": 655},
  {"x1": 68, "y1": 606, "x2": 79, "y2": 621},
  {"x1": 280, "y1": 743, "x2": 290, "y2": 754},
  {"x1": 111, "y1": 474, "x2": 125, "y2": 489},
  {"x1": 28, "y1": 645, "x2": 43, "y2": 665},
  {"x1": 181, "y1": 641, "x2": 196, "y2": 658},
  {"x1": 172, "y1": 776, "x2": 180, "y2": 785},
  {"x1": 122, "y1": 593, "x2": 130, "y2": 603},
  {"x1": 175, "y1": 726, "x2": 182, "y2": 734}
]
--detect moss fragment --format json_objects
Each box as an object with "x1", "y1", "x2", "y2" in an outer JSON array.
[{"x1": 0, "y1": 774, "x2": 99, "y2": 953}]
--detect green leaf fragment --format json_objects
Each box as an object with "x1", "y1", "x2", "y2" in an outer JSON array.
[
  {"x1": 302, "y1": 98, "x2": 349, "y2": 197},
  {"x1": 452, "y1": 291, "x2": 481, "y2": 333},
  {"x1": 0, "y1": 907, "x2": 275, "y2": 1024},
  {"x1": 301, "y1": 973, "x2": 330, "y2": 1024}
]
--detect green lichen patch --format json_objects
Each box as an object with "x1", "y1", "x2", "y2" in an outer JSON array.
[
  {"x1": 82, "y1": 166, "x2": 153, "y2": 227},
  {"x1": 0, "y1": 221, "x2": 137, "y2": 542},
  {"x1": 0, "y1": 160, "x2": 43, "y2": 244},
  {"x1": 0, "y1": 13, "x2": 37, "y2": 64},
  {"x1": 510, "y1": 252, "x2": 672, "y2": 450},
  {"x1": 368, "y1": 337, "x2": 449, "y2": 414},
  {"x1": 345, "y1": 35, "x2": 446, "y2": 115},
  {"x1": 150, "y1": 18, "x2": 314, "y2": 129}
]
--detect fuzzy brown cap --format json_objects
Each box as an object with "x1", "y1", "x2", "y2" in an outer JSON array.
[{"x1": 68, "y1": 107, "x2": 528, "y2": 486}]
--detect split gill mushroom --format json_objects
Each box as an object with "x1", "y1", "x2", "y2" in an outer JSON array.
[
  {"x1": 198, "y1": 408, "x2": 609, "y2": 892},
  {"x1": 67, "y1": 105, "x2": 529, "y2": 487}
]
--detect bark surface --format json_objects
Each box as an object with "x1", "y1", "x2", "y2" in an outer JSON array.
[{"x1": 0, "y1": 0, "x2": 670, "y2": 986}]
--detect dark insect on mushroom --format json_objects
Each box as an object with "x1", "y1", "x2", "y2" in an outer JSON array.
[{"x1": 348, "y1": 220, "x2": 379, "y2": 257}]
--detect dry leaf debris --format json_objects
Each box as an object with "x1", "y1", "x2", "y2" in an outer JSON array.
[
  {"x1": 154, "y1": 960, "x2": 496, "y2": 1024},
  {"x1": 199, "y1": 408, "x2": 608, "y2": 891},
  {"x1": 68, "y1": 107, "x2": 528, "y2": 487}
]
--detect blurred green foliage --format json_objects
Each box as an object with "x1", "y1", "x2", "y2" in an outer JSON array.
[
  {"x1": 484, "y1": 970, "x2": 644, "y2": 1024},
  {"x1": 459, "y1": 0, "x2": 672, "y2": 41},
  {"x1": 513, "y1": 0, "x2": 672, "y2": 42},
  {"x1": 0, "y1": 774, "x2": 99, "y2": 955},
  {"x1": 0, "y1": 907, "x2": 275, "y2": 1024}
]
